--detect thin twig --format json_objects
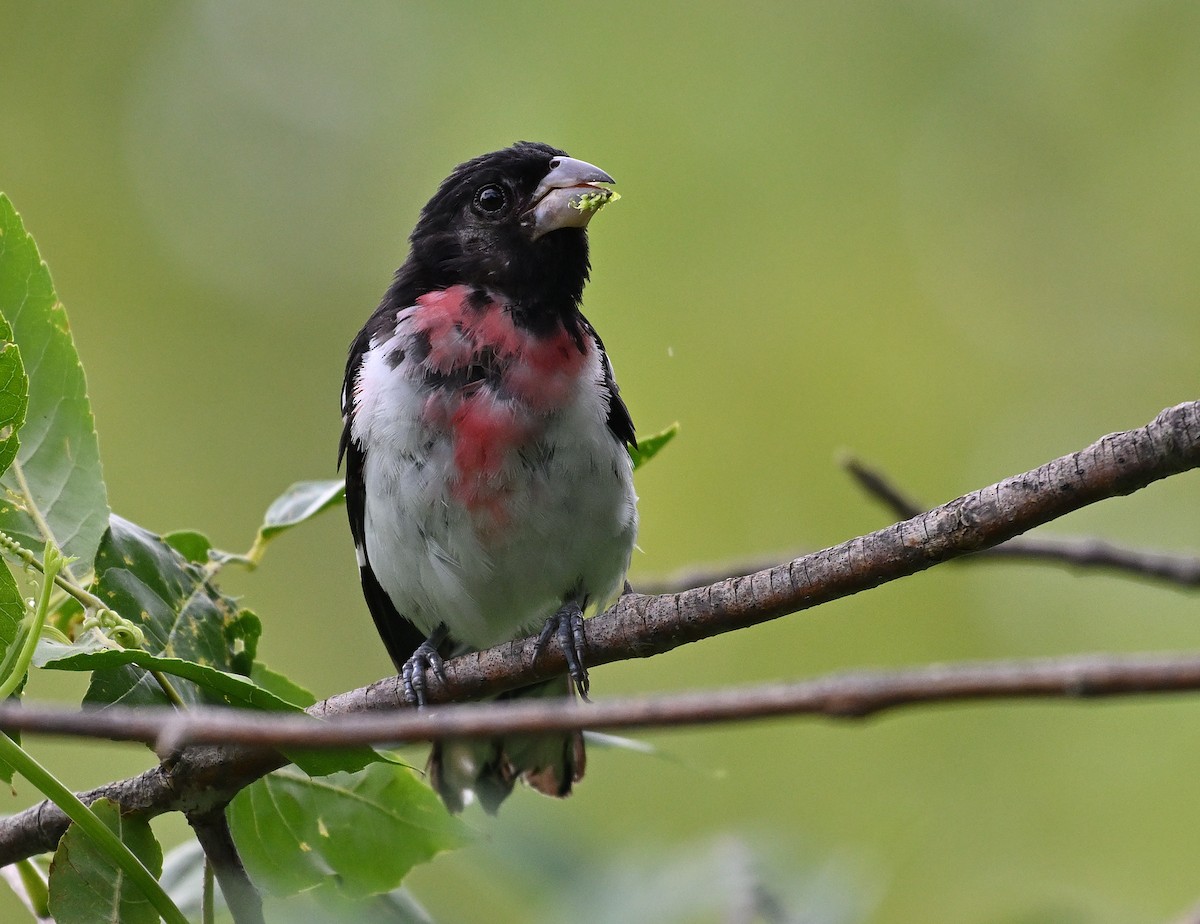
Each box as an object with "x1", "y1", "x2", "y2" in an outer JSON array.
[
  {"x1": 839, "y1": 455, "x2": 926, "y2": 518},
  {"x1": 0, "y1": 400, "x2": 1196, "y2": 866},
  {"x1": 0, "y1": 650, "x2": 1193, "y2": 752},
  {"x1": 842, "y1": 456, "x2": 1200, "y2": 586}
]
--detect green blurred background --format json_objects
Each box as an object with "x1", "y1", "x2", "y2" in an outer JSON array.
[{"x1": 3, "y1": 2, "x2": 1200, "y2": 921}]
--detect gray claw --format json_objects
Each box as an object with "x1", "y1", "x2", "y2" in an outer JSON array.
[
  {"x1": 534, "y1": 602, "x2": 589, "y2": 700},
  {"x1": 401, "y1": 635, "x2": 446, "y2": 707}
]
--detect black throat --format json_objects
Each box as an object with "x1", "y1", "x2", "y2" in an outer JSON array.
[{"x1": 392, "y1": 226, "x2": 591, "y2": 338}]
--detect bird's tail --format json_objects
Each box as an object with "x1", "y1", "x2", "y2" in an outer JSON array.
[{"x1": 428, "y1": 675, "x2": 585, "y2": 813}]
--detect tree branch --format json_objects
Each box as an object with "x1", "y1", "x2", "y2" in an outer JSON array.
[
  {"x1": 633, "y1": 558, "x2": 793, "y2": 596},
  {"x1": 0, "y1": 399, "x2": 1196, "y2": 866}
]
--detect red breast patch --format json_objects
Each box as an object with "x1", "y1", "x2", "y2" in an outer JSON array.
[{"x1": 409, "y1": 285, "x2": 594, "y2": 531}]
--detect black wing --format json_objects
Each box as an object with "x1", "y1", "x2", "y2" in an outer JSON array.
[
  {"x1": 582, "y1": 318, "x2": 636, "y2": 449},
  {"x1": 341, "y1": 333, "x2": 427, "y2": 672}
]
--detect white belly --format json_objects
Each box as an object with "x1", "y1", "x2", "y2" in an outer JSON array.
[{"x1": 354, "y1": 331, "x2": 637, "y2": 649}]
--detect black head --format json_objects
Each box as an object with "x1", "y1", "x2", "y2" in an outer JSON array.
[{"x1": 397, "y1": 141, "x2": 616, "y2": 321}]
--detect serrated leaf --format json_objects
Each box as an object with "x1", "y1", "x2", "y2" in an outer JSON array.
[
  {"x1": 47, "y1": 798, "x2": 163, "y2": 924},
  {"x1": 0, "y1": 195, "x2": 109, "y2": 573},
  {"x1": 629, "y1": 421, "x2": 679, "y2": 471},
  {"x1": 229, "y1": 764, "x2": 470, "y2": 900},
  {"x1": 81, "y1": 515, "x2": 258, "y2": 707}
]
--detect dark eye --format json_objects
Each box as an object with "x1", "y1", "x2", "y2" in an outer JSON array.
[{"x1": 474, "y1": 184, "x2": 507, "y2": 216}]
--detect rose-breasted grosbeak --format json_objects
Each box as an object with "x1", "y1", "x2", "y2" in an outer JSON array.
[{"x1": 340, "y1": 142, "x2": 637, "y2": 811}]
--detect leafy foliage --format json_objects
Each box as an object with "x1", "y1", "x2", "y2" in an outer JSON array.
[
  {"x1": 228, "y1": 764, "x2": 470, "y2": 901},
  {"x1": 35, "y1": 631, "x2": 378, "y2": 776},
  {"x1": 36, "y1": 629, "x2": 285, "y2": 712},
  {"x1": 81, "y1": 516, "x2": 259, "y2": 707},
  {"x1": 46, "y1": 798, "x2": 163, "y2": 924},
  {"x1": 159, "y1": 839, "x2": 438, "y2": 924},
  {"x1": 0, "y1": 195, "x2": 109, "y2": 573}
]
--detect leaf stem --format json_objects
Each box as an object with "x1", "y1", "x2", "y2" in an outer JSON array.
[
  {"x1": 151, "y1": 669, "x2": 187, "y2": 709},
  {"x1": 0, "y1": 732, "x2": 189, "y2": 924},
  {"x1": 0, "y1": 528, "x2": 106, "y2": 613},
  {"x1": 0, "y1": 541, "x2": 64, "y2": 701},
  {"x1": 0, "y1": 531, "x2": 188, "y2": 707}
]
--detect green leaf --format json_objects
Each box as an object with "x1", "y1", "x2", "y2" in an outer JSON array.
[
  {"x1": 251, "y1": 660, "x2": 317, "y2": 708},
  {"x1": 35, "y1": 629, "x2": 295, "y2": 712},
  {"x1": 161, "y1": 529, "x2": 213, "y2": 564},
  {"x1": 0, "y1": 195, "x2": 109, "y2": 573},
  {"x1": 160, "y1": 838, "x2": 438, "y2": 924},
  {"x1": 229, "y1": 763, "x2": 470, "y2": 899},
  {"x1": 629, "y1": 421, "x2": 679, "y2": 470},
  {"x1": 248, "y1": 479, "x2": 345, "y2": 563},
  {"x1": 260, "y1": 479, "x2": 345, "y2": 540},
  {"x1": 81, "y1": 515, "x2": 259, "y2": 707},
  {"x1": 35, "y1": 629, "x2": 374, "y2": 776},
  {"x1": 47, "y1": 797, "x2": 164, "y2": 924}
]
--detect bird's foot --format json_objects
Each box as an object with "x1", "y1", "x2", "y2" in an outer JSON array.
[
  {"x1": 533, "y1": 602, "x2": 589, "y2": 700},
  {"x1": 401, "y1": 625, "x2": 448, "y2": 707}
]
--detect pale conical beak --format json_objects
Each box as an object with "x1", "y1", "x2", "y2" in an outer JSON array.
[{"x1": 525, "y1": 156, "x2": 618, "y2": 240}]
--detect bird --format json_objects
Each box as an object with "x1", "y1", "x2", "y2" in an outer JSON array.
[{"x1": 339, "y1": 142, "x2": 637, "y2": 812}]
